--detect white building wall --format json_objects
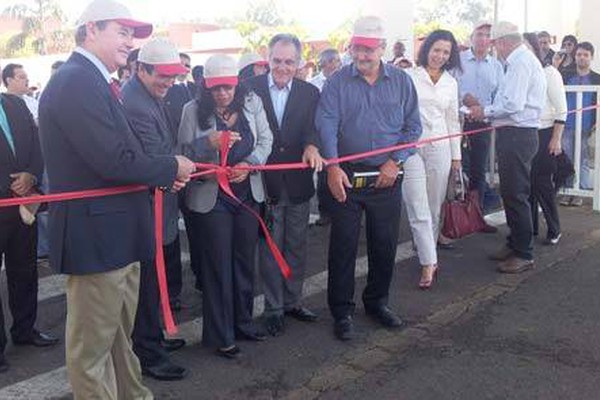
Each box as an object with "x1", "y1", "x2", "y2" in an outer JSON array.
[{"x1": 580, "y1": 0, "x2": 600, "y2": 71}]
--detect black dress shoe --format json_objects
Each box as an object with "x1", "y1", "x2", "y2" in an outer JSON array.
[
  {"x1": 142, "y1": 361, "x2": 187, "y2": 381},
  {"x1": 334, "y1": 316, "x2": 356, "y2": 341},
  {"x1": 160, "y1": 338, "x2": 186, "y2": 352},
  {"x1": 365, "y1": 306, "x2": 403, "y2": 329},
  {"x1": 235, "y1": 329, "x2": 267, "y2": 342},
  {"x1": 284, "y1": 306, "x2": 318, "y2": 322},
  {"x1": 217, "y1": 345, "x2": 241, "y2": 359},
  {"x1": 437, "y1": 241, "x2": 456, "y2": 250},
  {"x1": 13, "y1": 330, "x2": 59, "y2": 347},
  {"x1": 264, "y1": 315, "x2": 285, "y2": 337},
  {"x1": 0, "y1": 355, "x2": 9, "y2": 373}
]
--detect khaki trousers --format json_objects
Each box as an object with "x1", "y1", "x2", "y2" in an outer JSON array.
[{"x1": 65, "y1": 262, "x2": 153, "y2": 400}]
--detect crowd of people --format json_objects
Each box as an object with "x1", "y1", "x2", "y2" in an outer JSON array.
[{"x1": 0, "y1": 0, "x2": 598, "y2": 398}]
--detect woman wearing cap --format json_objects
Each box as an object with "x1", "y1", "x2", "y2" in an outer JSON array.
[
  {"x1": 403, "y1": 29, "x2": 462, "y2": 289},
  {"x1": 238, "y1": 53, "x2": 269, "y2": 81},
  {"x1": 178, "y1": 54, "x2": 273, "y2": 358}
]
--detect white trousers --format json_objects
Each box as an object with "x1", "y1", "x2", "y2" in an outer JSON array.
[{"x1": 402, "y1": 143, "x2": 452, "y2": 266}]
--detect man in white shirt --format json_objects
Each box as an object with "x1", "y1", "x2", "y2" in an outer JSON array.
[
  {"x1": 469, "y1": 21, "x2": 547, "y2": 274},
  {"x1": 2, "y1": 64, "x2": 39, "y2": 124},
  {"x1": 310, "y1": 48, "x2": 341, "y2": 92}
]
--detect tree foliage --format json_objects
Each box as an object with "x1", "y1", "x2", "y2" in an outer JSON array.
[{"x1": 1, "y1": 0, "x2": 74, "y2": 57}]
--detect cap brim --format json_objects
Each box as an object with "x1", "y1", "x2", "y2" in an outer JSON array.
[
  {"x1": 154, "y1": 63, "x2": 189, "y2": 76},
  {"x1": 115, "y1": 19, "x2": 153, "y2": 39},
  {"x1": 350, "y1": 36, "x2": 382, "y2": 49},
  {"x1": 255, "y1": 60, "x2": 269, "y2": 66},
  {"x1": 205, "y1": 76, "x2": 238, "y2": 88}
]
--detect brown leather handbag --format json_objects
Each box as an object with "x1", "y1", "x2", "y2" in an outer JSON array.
[{"x1": 441, "y1": 169, "x2": 487, "y2": 239}]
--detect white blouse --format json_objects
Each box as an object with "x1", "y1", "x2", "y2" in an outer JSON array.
[
  {"x1": 408, "y1": 66, "x2": 462, "y2": 160},
  {"x1": 540, "y1": 65, "x2": 568, "y2": 130}
]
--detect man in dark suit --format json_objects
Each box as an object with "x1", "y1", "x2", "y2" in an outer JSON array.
[
  {"x1": 0, "y1": 92, "x2": 58, "y2": 373},
  {"x1": 246, "y1": 33, "x2": 324, "y2": 336},
  {"x1": 38, "y1": 1, "x2": 195, "y2": 398},
  {"x1": 122, "y1": 38, "x2": 188, "y2": 381}
]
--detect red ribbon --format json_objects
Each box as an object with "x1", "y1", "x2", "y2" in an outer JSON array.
[{"x1": 2, "y1": 104, "x2": 597, "y2": 335}]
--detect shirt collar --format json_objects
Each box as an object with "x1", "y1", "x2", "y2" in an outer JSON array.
[
  {"x1": 351, "y1": 61, "x2": 390, "y2": 80},
  {"x1": 506, "y1": 44, "x2": 528, "y2": 65},
  {"x1": 467, "y1": 48, "x2": 491, "y2": 62},
  {"x1": 268, "y1": 73, "x2": 292, "y2": 91},
  {"x1": 74, "y1": 47, "x2": 112, "y2": 83}
]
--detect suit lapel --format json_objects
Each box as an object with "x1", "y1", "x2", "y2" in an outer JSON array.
[
  {"x1": 280, "y1": 79, "x2": 298, "y2": 133},
  {"x1": 0, "y1": 95, "x2": 19, "y2": 164},
  {"x1": 257, "y1": 75, "x2": 279, "y2": 134}
]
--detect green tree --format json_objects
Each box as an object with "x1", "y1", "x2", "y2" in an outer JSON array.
[{"x1": 1, "y1": 0, "x2": 73, "y2": 57}]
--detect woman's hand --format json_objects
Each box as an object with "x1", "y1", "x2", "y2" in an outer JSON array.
[
  {"x1": 208, "y1": 130, "x2": 241, "y2": 150},
  {"x1": 451, "y1": 159, "x2": 462, "y2": 171},
  {"x1": 548, "y1": 136, "x2": 562, "y2": 156},
  {"x1": 228, "y1": 162, "x2": 250, "y2": 183}
]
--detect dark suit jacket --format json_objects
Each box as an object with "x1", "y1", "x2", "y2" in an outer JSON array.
[
  {"x1": 246, "y1": 75, "x2": 319, "y2": 204},
  {"x1": 38, "y1": 52, "x2": 178, "y2": 275},
  {"x1": 164, "y1": 82, "x2": 194, "y2": 131},
  {"x1": 122, "y1": 75, "x2": 179, "y2": 245},
  {"x1": 0, "y1": 94, "x2": 43, "y2": 216}
]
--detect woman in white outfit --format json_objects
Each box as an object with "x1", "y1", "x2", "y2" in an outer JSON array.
[{"x1": 403, "y1": 30, "x2": 462, "y2": 289}]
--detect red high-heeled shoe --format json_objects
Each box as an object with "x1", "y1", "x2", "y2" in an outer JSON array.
[{"x1": 418, "y1": 265, "x2": 439, "y2": 290}]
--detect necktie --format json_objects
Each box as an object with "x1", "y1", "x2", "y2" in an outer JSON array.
[{"x1": 109, "y1": 79, "x2": 122, "y2": 102}]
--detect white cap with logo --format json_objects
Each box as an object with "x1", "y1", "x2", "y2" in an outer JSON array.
[
  {"x1": 350, "y1": 16, "x2": 386, "y2": 49},
  {"x1": 138, "y1": 38, "x2": 188, "y2": 76},
  {"x1": 77, "y1": 0, "x2": 153, "y2": 39},
  {"x1": 204, "y1": 54, "x2": 239, "y2": 88},
  {"x1": 238, "y1": 53, "x2": 268, "y2": 72},
  {"x1": 491, "y1": 21, "x2": 520, "y2": 40}
]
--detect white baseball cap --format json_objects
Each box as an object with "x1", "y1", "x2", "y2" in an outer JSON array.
[
  {"x1": 491, "y1": 21, "x2": 520, "y2": 40},
  {"x1": 238, "y1": 53, "x2": 268, "y2": 72},
  {"x1": 204, "y1": 54, "x2": 239, "y2": 88},
  {"x1": 77, "y1": 0, "x2": 153, "y2": 39},
  {"x1": 473, "y1": 21, "x2": 492, "y2": 31},
  {"x1": 138, "y1": 38, "x2": 188, "y2": 76},
  {"x1": 350, "y1": 16, "x2": 386, "y2": 49}
]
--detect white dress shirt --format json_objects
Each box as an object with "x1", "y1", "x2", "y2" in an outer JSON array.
[
  {"x1": 309, "y1": 72, "x2": 326, "y2": 92},
  {"x1": 268, "y1": 73, "x2": 292, "y2": 128},
  {"x1": 484, "y1": 44, "x2": 547, "y2": 128},
  {"x1": 408, "y1": 67, "x2": 462, "y2": 160},
  {"x1": 540, "y1": 65, "x2": 568, "y2": 130}
]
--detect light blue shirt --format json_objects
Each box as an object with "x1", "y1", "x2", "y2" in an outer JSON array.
[
  {"x1": 484, "y1": 45, "x2": 547, "y2": 128},
  {"x1": 268, "y1": 73, "x2": 292, "y2": 128},
  {"x1": 0, "y1": 101, "x2": 15, "y2": 154},
  {"x1": 74, "y1": 47, "x2": 112, "y2": 83},
  {"x1": 457, "y1": 49, "x2": 504, "y2": 107}
]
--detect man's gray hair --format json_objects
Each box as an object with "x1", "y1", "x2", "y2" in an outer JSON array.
[
  {"x1": 499, "y1": 33, "x2": 523, "y2": 44},
  {"x1": 268, "y1": 33, "x2": 302, "y2": 60},
  {"x1": 318, "y1": 48, "x2": 340, "y2": 67},
  {"x1": 74, "y1": 21, "x2": 108, "y2": 46}
]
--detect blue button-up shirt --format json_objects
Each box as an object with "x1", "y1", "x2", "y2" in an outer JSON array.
[
  {"x1": 316, "y1": 63, "x2": 422, "y2": 166},
  {"x1": 484, "y1": 45, "x2": 547, "y2": 128},
  {"x1": 457, "y1": 49, "x2": 504, "y2": 107}
]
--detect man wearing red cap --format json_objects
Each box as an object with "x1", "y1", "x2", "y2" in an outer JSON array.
[
  {"x1": 122, "y1": 38, "x2": 189, "y2": 382},
  {"x1": 38, "y1": 1, "x2": 196, "y2": 398}
]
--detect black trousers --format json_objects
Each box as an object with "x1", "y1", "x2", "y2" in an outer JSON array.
[
  {"x1": 0, "y1": 208, "x2": 38, "y2": 352},
  {"x1": 165, "y1": 234, "x2": 183, "y2": 300},
  {"x1": 496, "y1": 127, "x2": 539, "y2": 260},
  {"x1": 465, "y1": 120, "x2": 493, "y2": 209},
  {"x1": 180, "y1": 200, "x2": 202, "y2": 290},
  {"x1": 317, "y1": 170, "x2": 332, "y2": 217},
  {"x1": 530, "y1": 127, "x2": 561, "y2": 238},
  {"x1": 327, "y1": 181, "x2": 402, "y2": 320},
  {"x1": 192, "y1": 198, "x2": 259, "y2": 348},
  {"x1": 132, "y1": 257, "x2": 169, "y2": 367}
]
